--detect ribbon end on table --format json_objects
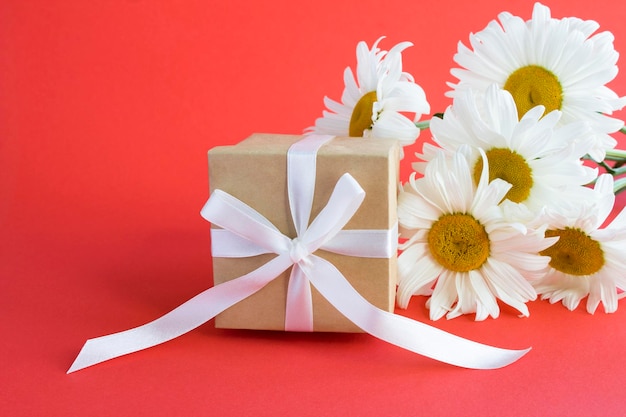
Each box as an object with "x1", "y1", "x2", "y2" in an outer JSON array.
[
  {"x1": 66, "y1": 361, "x2": 83, "y2": 374},
  {"x1": 66, "y1": 338, "x2": 115, "y2": 374},
  {"x1": 486, "y1": 346, "x2": 531, "y2": 370},
  {"x1": 67, "y1": 343, "x2": 92, "y2": 374}
]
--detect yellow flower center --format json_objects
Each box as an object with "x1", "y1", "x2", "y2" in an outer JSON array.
[
  {"x1": 349, "y1": 91, "x2": 377, "y2": 137},
  {"x1": 503, "y1": 65, "x2": 563, "y2": 118},
  {"x1": 428, "y1": 213, "x2": 490, "y2": 272},
  {"x1": 473, "y1": 148, "x2": 533, "y2": 203},
  {"x1": 540, "y1": 228, "x2": 605, "y2": 276}
]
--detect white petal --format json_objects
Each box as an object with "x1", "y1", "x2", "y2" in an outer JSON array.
[{"x1": 428, "y1": 270, "x2": 457, "y2": 320}]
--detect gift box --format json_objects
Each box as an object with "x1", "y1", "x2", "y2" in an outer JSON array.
[{"x1": 208, "y1": 133, "x2": 399, "y2": 332}]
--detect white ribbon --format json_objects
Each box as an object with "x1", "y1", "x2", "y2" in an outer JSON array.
[
  {"x1": 67, "y1": 134, "x2": 530, "y2": 373},
  {"x1": 211, "y1": 228, "x2": 397, "y2": 259}
]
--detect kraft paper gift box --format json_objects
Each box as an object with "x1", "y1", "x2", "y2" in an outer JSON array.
[{"x1": 208, "y1": 133, "x2": 399, "y2": 332}]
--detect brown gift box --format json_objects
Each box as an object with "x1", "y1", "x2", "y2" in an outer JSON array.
[{"x1": 208, "y1": 133, "x2": 399, "y2": 332}]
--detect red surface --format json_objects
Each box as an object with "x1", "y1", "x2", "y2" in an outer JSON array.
[{"x1": 3, "y1": 1, "x2": 626, "y2": 416}]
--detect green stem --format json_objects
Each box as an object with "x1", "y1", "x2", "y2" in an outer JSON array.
[
  {"x1": 583, "y1": 151, "x2": 626, "y2": 174},
  {"x1": 614, "y1": 177, "x2": 626, "y2": 194},
  {"x1": 415, "y1": 114, "x2": 444, "y2": 130},
  {"x1": 594, "y1": 161, "x2": 626, "y2": 176},
  {"x1": 596, "y1": 160, "x2": 616, "y2": 174},
  {"x1": 611, "y1": 166, "x2": 626, "y2": 176},
  {"x1": 604, "y1": 148, "x2": 626, "y2": 161},
  {"x1": 415, "y1": 120, "x2": 430, "y2": 130}
]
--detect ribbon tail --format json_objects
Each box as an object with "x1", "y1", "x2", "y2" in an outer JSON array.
[
  {"x1": 284, "y1": 265, "x2": 314, "y2": 332},
  {"x1": 307, "y1": 256, "x2": 530, "y2": 370},
  {"x1": 68, "y1": 255, "x2": 293, "y2": 373}
]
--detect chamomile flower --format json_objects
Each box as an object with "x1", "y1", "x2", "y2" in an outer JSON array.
[
  {"x1": 533, "y1": 174, "x2": 626, "y2": 314},
  {"x1": 448, "y1": 2, "x2": 626, "y2": 161},
  {"x1": 308, "y1": 37, "x2": 430, "y2": 153},
  {"x1": 397, "y1": 147, "x2": 554, "y2": 321},
  {"x1": 418, "y1": 85, "x2": 597, "y2": 215}
]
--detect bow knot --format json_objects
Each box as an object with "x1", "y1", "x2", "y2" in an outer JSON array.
[{"x1": 289, "y1": 238, "x2": 311, "y2": 266}]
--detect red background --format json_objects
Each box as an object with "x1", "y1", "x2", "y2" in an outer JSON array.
[{"x1": 3, "y1": 1, "x2": 626, "y2": 416}]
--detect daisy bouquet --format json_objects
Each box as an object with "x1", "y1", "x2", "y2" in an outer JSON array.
[{"x1": 309, "y1": 2, "x2": 626, "y2": 321}]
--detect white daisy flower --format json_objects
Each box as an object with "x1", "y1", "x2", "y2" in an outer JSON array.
[
  {"x1": 533, "y1": 174, "x2": 626, "y2": 314},
  {"x1": 417, "y1": 85, "x2": 597, "y2": 215},
  {"x1": 448, "y1": 2, "x2": 626, "y2": 161},
  {"x1": 308, "y1": 37, "x2": 430, "y2": 153},
  {"x1": 397, "y1": 146, "x2": 555, "y2": 321}
]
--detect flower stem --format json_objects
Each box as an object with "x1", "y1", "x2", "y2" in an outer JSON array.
[
  {"x1": 415, "y1": 120, "x2": 430, "y2": 130},
  {"x1": 611, "y1": 166, "x2": 626, "y2": 176},
  {"x1": 603, "y1": 148, "x2": 626, "y2": 161},
  {"x1": 608, "y1": 128, "x2": 626, "y2": 190},
  {"x1": 614, "y1": 177, "x2": 626, "y2": 194},
  {"x1": 595, "y1": 159, "x2": 616, "y2": 174},
  {"x1": 415, "y1": 114, "x2": 444, "y2": 130},
  {"x1": 583, "y1": 150, "x2": 626, "y2": 176}
]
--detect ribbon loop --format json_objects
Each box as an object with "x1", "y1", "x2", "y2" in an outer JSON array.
[{"x1": 202, "y1": 190, "x2": 291, "y2": 255}]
